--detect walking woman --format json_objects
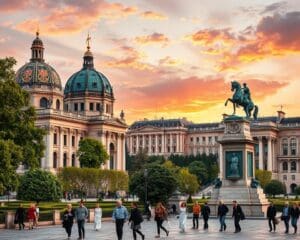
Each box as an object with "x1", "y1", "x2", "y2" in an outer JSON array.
[
  {"x1": 94, "y1": 203, "x2": 102, "y2": 231},
  {"x1": 154, "y1": 202, "x2": 169, "y2": 238},
  {"x1": 27, "y1": 203, "x2": 36, "y2": 230},
  {"x1": 62, "y1": 204, "x2": 75, "y2": 240},
  {"x1": 15, "y1": 204, "x2": 25, "y2": 230},
  {"x1": 179, "y1": 202, "x2": 187, "y2": 233},
  {"x1": 129, "y1": 202, "x2": 145, "y2": 240},
  {"x1": 290, "y1": 203, "x2": 300, "y2": 234}
]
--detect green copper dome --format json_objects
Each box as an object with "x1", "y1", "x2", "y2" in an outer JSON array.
[{"x1": 64, "y1": 48, "x2": 113, "y2": 98}]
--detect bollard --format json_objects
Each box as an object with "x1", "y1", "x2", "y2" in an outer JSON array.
[
  {"x1": 53, "y1": 210, "x2": 61, "y2": 225},
  {"x1": 5, "y1": 211, "x2": 15, "y2": 229},
  {"x1": 88, "y1": 209, "x2": 95, "y2": 223}
]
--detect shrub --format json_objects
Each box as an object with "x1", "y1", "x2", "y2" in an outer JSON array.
[{"x1": 264, "y1": 180, "x2": 286, "y2": 197}]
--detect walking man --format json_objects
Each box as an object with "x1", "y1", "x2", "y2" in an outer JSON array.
[
  {"x1": 267, "y1": 202, "x2": 277, "y2": 232},
  {"x1": 217, "y1": 200, "x2": 229, "y2": 232},
  {"x1": 290, "y1": 203, "x2": 299, "y2": 234},
  {"x1": 281, "y1": 202, "x2": 291, "y2": 234},
  {"x1": 112, "y1": 200, "x2": 129, "y2": 240},
  {"x1": 192, "y1": 201, "x2": 201, "y2": 229},
  {"x1": 232, "y1": 200, "x2": 244, "y2": 233},
  {"x1": 201, "y1": 202, "x2": 211, "y2": 229},
  {"x1": 75, "y1": 200, "x2": 88, "y2": 240}
]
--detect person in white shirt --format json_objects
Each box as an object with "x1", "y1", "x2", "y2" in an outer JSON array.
[
  {"x1": 179, "y1": 202, "x2": 187, "y2": 233},
  {"x1": 94, "y1": 203, "x2": 102, "y2": 231}
]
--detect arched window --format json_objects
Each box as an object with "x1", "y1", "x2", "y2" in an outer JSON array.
[
  {"x1": 63, "y1": 153, "x2": 67, "y2": 167},
  {"x1": 282, "y1": 161, "x2": 288, "y2": 171},
  {"x1": 290, "y1": 183, "x2": 297, "y2": 194},
  {"x1": 53, "y1": 152, "x2": 57, "y2": 168},
  {"x1": 71, "y1": 153, "x2": 75, "y2": 167},
  {"x1": 291, "y1": 161, "x2": 297, "y2": 171},
  {"x1": 282, "y1": 139, "x2": 288, "y2": 155},
  {"x1": 40, "y1": 97, "x2": 48, "y2": 108},
  {"x1": 290, "y1": 138, "x2": 297, "y2": 155},
  {"x1": 56, "y1": 99, "x2": 60, "y2": 110}
]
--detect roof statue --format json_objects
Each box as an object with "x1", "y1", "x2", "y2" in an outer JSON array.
[{"x1": 225, "y1": 81, "x2": 259, "y2": 120}]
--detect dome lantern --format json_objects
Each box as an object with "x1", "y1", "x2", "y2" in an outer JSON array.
[
  {"x1": 83, "y1": 33, "x2": 94, "y2": 69},
  {"x1": 31, "y1": 30, "x2": 44, "y2": 62}
]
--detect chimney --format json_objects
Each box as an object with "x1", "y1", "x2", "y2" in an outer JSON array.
[{"x1": 277, "y1": 110, "x2": 285, "y2": 123}]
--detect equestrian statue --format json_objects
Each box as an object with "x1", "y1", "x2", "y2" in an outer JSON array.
[{"x1": 225, "y1": 81, "x2": 259, "y2": 120}]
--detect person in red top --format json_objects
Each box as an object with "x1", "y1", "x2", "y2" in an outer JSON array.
[
  {"x1": 154, "y1": 202, "x2": 169, "y2": 238},
  {"x1": 27, "y1": 203, "x2": 36, "y2": 230},
  {"x1": 192, "y1": 201, "x2": 201, "y2": 229}
]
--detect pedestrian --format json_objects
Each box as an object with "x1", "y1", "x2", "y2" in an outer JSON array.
[
  {"x1": 129, "y1": 202, "x2": 145, "y2": 240},
  {"x1": 62, "y1": 204, "x2": 75, "y2": 240},
  {"x1": 112, "y1": 200, "x2": 129, "y2": 240},
  {"x1": 94, "y1": 203, "x2": 102, "y2": 231},
  {"x1": 201, "y1": 202, "x2": 211, "y2": 229},
  {"x1": 179, "y1": 202, "x2": 187, "y2": 233},
  {"x1": 217, "y1": 200, "x2": 229, "y2": 232},
  {"x1": 172, "y1": 204, "x2": 177, "y2": 215},
  {"x1": 232, "y1": 200, "x2": 245, "y2": 233},
  {"x1": 27, "y1": 203, "x2": 36, "y2": 230},
  {"x1": 192, "y1": 201, "x2": 201, "y2": 229},
  {"x1": 266, "y1": 201, "x2": 277, "y2": 232},
  {"x1": 154, "y1": 202, "x2": 169, "y2": 238},
  {"x1": 75, "y1": 200, "x2": 88, "y2": 240},
  {"x1": 290, "y1": 202, "x2": 299, "y2": 234},
  {"x1": 281, "y1": 201, "x2": 291, "y2": 234},
  {"x1": 34, "y1": 202, "x2": 39, "y2": 228},
  {"x1": 15, "y1": 204, "x2": 25, "y2": 230},
  {"x1": 145, "y1": 201, "x2": 151, "y2": 221}
]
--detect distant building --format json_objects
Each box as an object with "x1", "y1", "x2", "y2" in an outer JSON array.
[
  {"x1": 126, "y1": 111, "x2": 300, "y2": 193},
  {"x1": 16, "y1": 32, "x2": 127, "y2": 172}
]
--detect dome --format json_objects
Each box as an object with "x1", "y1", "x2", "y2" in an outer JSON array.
[
  {"x1": 16, "y1": 31, "x2": 62, "y2": 90},
  {"x1": 64, "y1": 39, "x2": 113, "y2": 98}
]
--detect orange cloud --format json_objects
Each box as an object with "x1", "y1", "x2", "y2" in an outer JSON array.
[
  {"x1": 140, "y1": 11, "x2": 168, "y2": 20},
  {"x1": 0, "y1": 0, "x2": 30, "y2": 12},
  {"x1": 135, "y1": 32, "x2": 169, "y2": 46},
  {"x1": 159, "y1": 56, "x2": 182, "y2": 66},
  {"x1": 14, "y1": 1, "x2": 138, "y2": 35}
]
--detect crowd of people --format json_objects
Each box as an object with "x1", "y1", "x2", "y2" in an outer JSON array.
[{"x1": 13, "y1": 200, "x2": 300, "y2": 240}]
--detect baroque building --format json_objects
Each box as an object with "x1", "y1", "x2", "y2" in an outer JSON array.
[
  {"x1": 126, "y1": 111, "x2": 300, "y2": 193},
  {"x1": 16, "y1": 32, "x2": 127, "y2": 172}
]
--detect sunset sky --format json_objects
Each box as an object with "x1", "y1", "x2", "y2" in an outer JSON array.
[{"x1": 1, "y1": 0, "x2": 300, "y2": 124}]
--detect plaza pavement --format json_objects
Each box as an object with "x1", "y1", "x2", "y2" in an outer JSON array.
[{"x1": 0, "y1": 217, "x2": 298, "y2": 240}]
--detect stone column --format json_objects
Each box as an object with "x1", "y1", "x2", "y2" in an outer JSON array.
[
  {"x1": 122, "y1": 135, "x2": 126, "y2": 170},
  {"x1": 272, "y1": 139, "x2": 276, "y2": 173},
  {"x1": 117, "y1": 134, "x2": 122, "y2": 170},
  {"x1": 169, "y1": 134, "x2": 173, "y2": 153},
  {"x1": 162, "y1": 133, "x2": 165, "y2": 154},
  {"x1": 149, "y1": 135, "x2": 152, "y2": 154},
  {"x1": 258, "y1": 137, "x2": 263, "y2": 170},
  {"x1": 219, "y1": 144, "x2": 223, "y2": 179},
  {"x1": 129, "y1": 135, "x2": 133, "y2": 155},
  {"x1": 59, "y1": 128, "x2": 64, "y2": 168},
  {"x1": 68, "y1": 129, "x2": 72, "y2": 167},
  {"x1": 176, "y1": 133, "x2": 180, "y2": 153},
  {"x1": 53, "y1": 210, "x2": 61, "y2": 225},
  {"x1": 142, "y1": 135, "x2": 145, "y2": 150},
  {"x1": 155, "y1": 135, "x2": 158, "y2": 154},
  {"x1": 106, "y1": 132, "x2": 110, "y2": 169},
  {"x1": 267, "y1": 137, "x2": 273, "y2": 171}
]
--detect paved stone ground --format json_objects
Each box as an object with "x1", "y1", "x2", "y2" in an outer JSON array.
[{"x1": 0, "y1": 217, "x2": 299, "y2": 240}]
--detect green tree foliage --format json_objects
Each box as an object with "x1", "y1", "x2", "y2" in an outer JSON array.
[
  {"x1": 255, "y1": 169, "x2": 272, "y2": 189},
  {"x1": 0, "y1": 57, "x2": 45, "y2": 194},
  {"x1": 295, "y1": 186, "x2": 300, "y2": 196},
  {"x1": 58, "y1": 168, "x2": 128, "y2": 198},
  {"x1": 129, "y1": 164, "x2": 177, "y2": 204},
  {"x1": 77, "y1": 138, "x2": 109, "y2": 168},
  {"x1": 178, "y1": 168, "x2": 199, "y2": 196},
  {"x1": 264, "y1": 180, "x2": 286, "y2": 197},
  {"x1": 17, "y1": 169, "x2": 62, "y2": 201},
  {"x1": 188, "y1": 161, "x2": 208, "y2": 185}
]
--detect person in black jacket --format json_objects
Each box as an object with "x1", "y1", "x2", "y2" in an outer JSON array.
[
  {"x1": 290, "y1": 203, "x2": 300, "y2": 234},
  {"x1": 15, "y1": 204, "x2": 25, "y2": 230},
  {"x1": 129, "y1": 202, "x2": 145, "y2": 240},
  {"x1": 281, "y1": 202, "x2": 291, "y2": 234},
  {"x1": 267, "y1": 202, "x2": 277, "y2": 232},
  {"x1": 62, "y1": 204, "x2": 75, "y2": 240},
  {"x1": 217, "y1": 200, "x2": 229, "y2": 232},
  {"x1": 232, "y1": 200, "x2": 244, "y2": 233},
  {"x1": 201, "y1": 202, "x2": 211, "y2": 229}
]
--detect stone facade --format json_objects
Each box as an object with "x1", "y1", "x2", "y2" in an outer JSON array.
[{"x1": 126, "y1": 111, "x2": 300, "y2": 193}]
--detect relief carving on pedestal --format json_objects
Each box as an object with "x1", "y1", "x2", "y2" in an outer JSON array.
[{"x1": 226, "y1": 122, "x2": 241, "y2": 134}]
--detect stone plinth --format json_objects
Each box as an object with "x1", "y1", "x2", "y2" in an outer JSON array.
[{"x1": 5, "y1": 211, "x2": 15, "y2": 229}]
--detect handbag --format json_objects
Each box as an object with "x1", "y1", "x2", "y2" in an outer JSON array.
[{"x1": 274, "y1": 217, "x2": 280, "y2": 225}]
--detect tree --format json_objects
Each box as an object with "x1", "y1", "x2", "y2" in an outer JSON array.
[
  {"x1": 129, "y1": 164, "x2": 177, "y2": 204},
  {"x1": 295, "y1": 186, "x2": 300, "y2": 196},
  {"x1": 77, "y1": 138, "x2": 109, "y2": 168},
  {"x1": 188, "y1": 161, "x2": 208, "y2": 185},
  {"x1": 0, "y1": 57, "x2": 45, "y2": 194},
  {"x1": 178, "y1": 168, "x2": 199, "y2": 197},
  {"x1": 255, "y1": 169, "x2": 272, "y2": 189},
  {"x1": 264, "y1": 180, "x2": 286, "y2": 197},
  {"x1": 129, "y1": 148, "x2": 149, "y2": 173},
  {"x1": 17, "y1": 169, "x2": 62, "y2": 201}
]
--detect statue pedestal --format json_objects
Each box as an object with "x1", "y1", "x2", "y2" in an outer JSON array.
[{"x1": 209, "y1": 116, "x2": 269, "y2": 217}]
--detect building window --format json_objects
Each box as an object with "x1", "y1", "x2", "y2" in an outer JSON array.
[
  {"x1": 96, "y1": 103, "x2": 100, "y2": 111},
  {"x1": 202, "y1": 137, "x2": 206, "y2": 144},
  {"x1": 215, "y1": 136, "x2": 218, "y2": 142},
  {"x1": 53, "y1": 133, "x2": 57, "y2": 145},
  {"x1": 290, "y1": 138, "x2": 297, "y2": 155},
  {"x1": 63, "y1": 153, "x2": 67, "y2": 167},
  {"x1": 71, "y1": 154, "x2": 75, "y2": 167},
  {"x1": 89, "y1": 102, "x2": 94, "y2": 111},
  {"x1": 80, "y1": 102, "x2": 84, "y2": 111},
  {"x1": 196, "y1": 137, "x2": 199, "y2": 143},
  {"x1": 190, "y1": 137, "x2": 193, "y2": 142},
  {"x1": 167, "y1": 146, "x2": 170, "y2": 153},
  {"x1": 283, "y1": 175, "x2": 287, "y2": 181},
  {"x1": 56, "y1": 99, "x2": 60, "y2": 110},
  {"x1": 64, "y1": 104, "x2": 69, "y2": 111},
  {"x1": 282, "y1": 138, "x2": 288, "y2": 155},
  {"x1": 40, "y1": 97, "x2": 48, "y2": 108},
  {"x1": 292, "y1": 175, "x2": 295, "y2": 181},
  {"x1": 159, "y1": 147, "x2": 161, "y2": 153},
  {"x1": 173, "y1": 146, "x2": 176, "y2": 152},
  {"x1": 291, "y1": 161, "x2": 297, "y2": 171},
  {"x1": 53, "y1": 152, "x2": 57, "y2": 168},
  {"x1": 64, "y1": 134, "x2": 67, "y2": 146},
  {"x1": 72, "y1": 136, "x2": 75, "y2": 147},
  {"x1": 282, "y1": 161, "x2": 288, "y2": 171},
  {"x1": 209, "y1": 136, "x2": 212, "y2": 143},
  {"x1": 74, "y1": 103, "x2": 78, "y2": 111}
]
